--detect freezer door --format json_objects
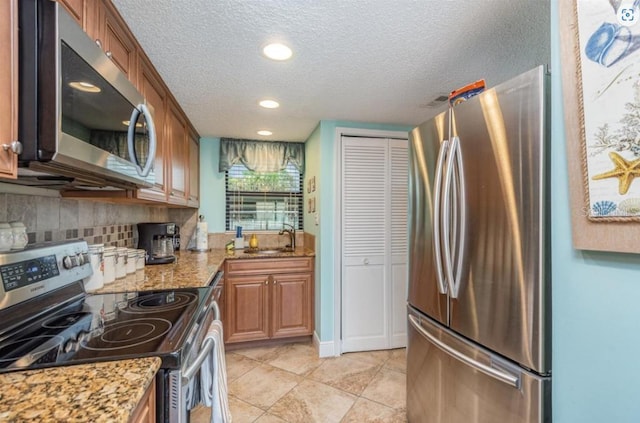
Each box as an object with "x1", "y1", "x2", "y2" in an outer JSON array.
[
  {"x1": 447, "y1": 66, "x2": 550, "y2": 374},
  {"x1": 407, "y1": 309, "x2": 551, "y2": 423},
  {"x1": 408, "y1": 109, "x2": 449, "y2": 326}
]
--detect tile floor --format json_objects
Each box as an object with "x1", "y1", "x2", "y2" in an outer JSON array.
[{"x1": 191, "y1": 342, "x2": 407, "y2": 423}]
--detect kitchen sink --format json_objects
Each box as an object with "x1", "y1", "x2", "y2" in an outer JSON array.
[{"x1": 246, "y1": 247, "x2": 294, "y2": 254}]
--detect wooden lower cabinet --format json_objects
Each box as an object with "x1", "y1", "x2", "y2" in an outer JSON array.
[
  {"x1": 130, "y1": 379, "x2": 156, "y2": 423},
  {"x1": 224, "y1": 258, "x2": 314, "y2": 344}
]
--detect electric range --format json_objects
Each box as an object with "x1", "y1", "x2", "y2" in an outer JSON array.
[{"x1": 0, "y1": 240, "x2": 221, "y2": 422}]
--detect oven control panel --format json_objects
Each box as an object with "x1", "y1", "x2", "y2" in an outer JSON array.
[
  {"x1": 0, "y1": 240, "x2": 91, "y2": 311},
  {"x1": 0, "y1": 255, "x2": 60, "y2": 291}
]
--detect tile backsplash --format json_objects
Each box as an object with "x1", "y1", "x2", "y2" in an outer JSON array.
[{"x1": 0, "y1": 192, "x2": 197, "y2": 248}]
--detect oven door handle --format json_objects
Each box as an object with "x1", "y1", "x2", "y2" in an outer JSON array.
[{"x1": 181, "y1": 301, "x2": 221, "y2": 385}]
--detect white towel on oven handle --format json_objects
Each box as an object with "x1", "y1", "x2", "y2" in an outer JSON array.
[{"x1": 199, "y1": 319, "x2": 232, "y2": 423}]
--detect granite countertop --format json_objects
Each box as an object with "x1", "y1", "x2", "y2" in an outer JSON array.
[
  {"x1": 90, "y1": 247, "x2": 315, "y2": 293},
  {"x1": 0, "y1": 357, "x2": 161, "y2": 422}
]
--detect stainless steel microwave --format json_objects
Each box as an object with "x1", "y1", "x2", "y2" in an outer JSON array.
[{"x1": 16, "y1": 0, "x2": 157, "y2": 189}]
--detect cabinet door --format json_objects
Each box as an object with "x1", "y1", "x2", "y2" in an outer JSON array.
[
  {"x1": 225, "y1": 274, "x2": 270, "y2": 343},
  {"x1": 187, "y1": 128, "x2": 200, "y2": 207},
  {"x1": 271, "y1": 272, "x2": 313, "y2": 339},
  {"x1": 96, "y1": 0, "x2": 137, "y2": 84},
  {"x1": 136, "y1": 55, "x2": 168, "y2": 202},
  {"x1": 129, "y1": 380, "x2": 156, "y2": 423},
  {"x1": 57, "y1": 0, "x2": 85, "y2": 27},
  {"x1": 0, "y1": 0, "x2": 18, "y2": 179},
  {"x1": 166, "y1": 101, "x2": 188, "y2": 205}
]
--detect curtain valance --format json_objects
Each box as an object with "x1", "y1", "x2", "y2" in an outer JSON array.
[{"x1": 218, "y1": 138, "x2": 305, "y2": 173}]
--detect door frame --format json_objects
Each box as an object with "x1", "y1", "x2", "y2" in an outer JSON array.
[{"x1": 332, "y1": 127, "x2": 410, "y2": 356}]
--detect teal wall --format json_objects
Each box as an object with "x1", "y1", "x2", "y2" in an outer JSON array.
[
  {"x1": 199, "y1": 137, "x2": 226, "y2": 233},
  {"x1": 551, "y1": 3, "x2": 640, "y2": 422},
  {"x1": 310, "y1": 120, "x2": 414, "y2": 342}
]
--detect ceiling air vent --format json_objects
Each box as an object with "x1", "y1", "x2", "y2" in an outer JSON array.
[{"x1": 420, "y1": 95, "x2": 449, "y2": 108}]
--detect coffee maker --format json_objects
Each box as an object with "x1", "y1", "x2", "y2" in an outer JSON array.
[{"x1": 137, "y1": 222, "x2": 177, "y2": 265}]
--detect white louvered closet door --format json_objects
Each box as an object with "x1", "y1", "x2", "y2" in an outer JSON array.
[
  {"x1": 389, "y1": 139, "x2": 408, "y2": 348},
  {"x1": 341, "y1": 136, "x2": 408, "y2": 352}
]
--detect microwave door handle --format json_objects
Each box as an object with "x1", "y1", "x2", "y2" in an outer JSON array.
[{"x1": 127, "y1": 103, "x2": 157, "y2": 178}]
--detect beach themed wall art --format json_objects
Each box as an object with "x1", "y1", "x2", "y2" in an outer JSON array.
[
  {"x1": 560, "y1": 0, "x2": 640, "y2": 253},
  {"x1": 578, "y1": 0, "x2": 640, "y2": 219}
]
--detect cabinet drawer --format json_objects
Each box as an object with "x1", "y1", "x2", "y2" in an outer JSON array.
[{"x1": 226, "y1": 257, "x2": 313, "y2": 275}]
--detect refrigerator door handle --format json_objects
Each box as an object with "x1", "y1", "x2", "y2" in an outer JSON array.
[
  {"x1": 441, "y1": 136, "x2": 457, "y2": 296},
  {"x1": 451, "y1": 136, "x2": 466, "y2": 298},
  {"x1": 433, "y1": 139, "x2": 449, "y2": 295},
  {"x1": 408, "y1": 314, "x2": 520, "y2": 388}
]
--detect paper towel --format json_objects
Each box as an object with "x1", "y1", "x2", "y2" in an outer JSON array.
[{"x1": 196, "y1": 221, "x2": 208, "y2": 250}]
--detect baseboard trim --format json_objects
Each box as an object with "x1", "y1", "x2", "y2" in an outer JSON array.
[{"x1": 313, "y1": 331, "x2": 340, "y2": 357}]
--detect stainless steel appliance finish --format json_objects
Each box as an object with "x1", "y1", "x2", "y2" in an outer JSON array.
[
  {"x1": 0, "y1": 241, "x2": 91, "y2": 314},
  {"x1": 16, "y1": 0, "x2": 157, "y2": 189},
  {"x1": 0, "y1": 243, "x2": 224, "y2": 423},
  {"x1": 167, "y1": 271, "x2": 223, "y2": 423},
  {"x1": 407, "y1": 66, "x2": 551, "y2": 423},
  {"x1": 407, "y1": 310, "x2": 550, "y2": 423}
]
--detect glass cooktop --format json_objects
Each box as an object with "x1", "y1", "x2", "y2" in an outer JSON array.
[{"x1": 0, "y1": 286, "x2": 212, "y2": 373}]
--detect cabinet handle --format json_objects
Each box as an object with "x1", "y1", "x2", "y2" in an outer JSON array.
[
  {"x1": 363, "y1": 258, "x2": 370, "y2": 265},
  {"x1": 106, "y1": 50, "x2": 113, "y2": 59},
  {"x1": 273, "y1": 279, "x2": 278, "y2": 284},
  {"x1": 2, "y1": 141, "x2": 22, "y2": 155},
  {"x1": 264, "y1": 279, "x2": 269, "y2": 285},
  {"x1": 95, "y1": 39, "x2": 102, "y2": 48}
]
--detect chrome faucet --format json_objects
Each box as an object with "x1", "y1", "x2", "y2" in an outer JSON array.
[{"x1": 278, "y1": 223, "x2": 296, "y2": 250}]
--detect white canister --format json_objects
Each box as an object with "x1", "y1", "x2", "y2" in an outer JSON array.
[
  {"x1": 0, "y1": 223, "x2": 12, "y2": 252},
  {"x1": 10, "y1": 222, "x2": 28, "y2": 250},
  {"x1": 126, "y1": 249, "x2": 137, "y2": 274},
  {"x1": 84, "y1": 243, "x2": 104, "y2": 291},
  {"x1": 115, "y1": 247, "x2": 128, "y2": 279},
  {"x1": 135, "y1": 249, "x2": 146, "y2": 270},
  {"x1": 103, "y1": 246, "x2": 117, "y2": 284}
]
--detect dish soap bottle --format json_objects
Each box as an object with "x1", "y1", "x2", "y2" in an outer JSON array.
[{"x1": 249, "y1": 234, "x2": 258, "y2": 249}]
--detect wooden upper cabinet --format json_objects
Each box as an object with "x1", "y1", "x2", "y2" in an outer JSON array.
[
  {"x1": 136, "y1": 55, "x2": 168, "y2": 203},
  {"x1": 167, "y1": 100, "x2": 188, "y2": 206},
  {"x1": 95, "y1": 0, "x2": 137, "y2": 84},
  {"x1": 0, "y1": 0, "x2": 18, "y2": 179},
  {"x1": 187, "y1": 128, "x2": 200, "y2": 207},
  {"x1": 57, "y1": 0, "x2": 86, "y2": 27}
]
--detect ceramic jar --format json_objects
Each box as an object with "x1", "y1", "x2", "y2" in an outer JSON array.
[
  {"x1": 126, "y1": 249, "x2": 137, "y2": 274},
  {"x1": 84, "y1": 244, "x2": 104, "y2": 291},
  {"x1": 135, "y1": 249, "x2": 146, "y2": 270},
  {"x1": 103, "y1": 246, "x2": 117, "y2": 284},
  {"x1": 115, "y1": 247, "x2": 128, "y2": 279},
  {"x1": 0, "y1": 223, "x2": 12, "y2": 252},
  {"x1": 10, "y1": 222, "x2": 28, "y2": 250}
]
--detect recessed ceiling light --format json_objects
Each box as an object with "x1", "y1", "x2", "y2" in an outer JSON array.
[
  {"x1": 69, "y1": 81, "x2": 101, "y2": 93},
  {"x1": 259, "y1": 99, "x2": 280, "y2": 109},
  {"x1": 257, "y1": 130, "x2": 273, "y2": 136},
  {"x1": 262, "y1": 43, "x2": 292, "y2": 61}
]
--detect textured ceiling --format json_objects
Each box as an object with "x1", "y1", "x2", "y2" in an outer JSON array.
[{"x1": 111, "y1": 0, "x2": 550, "y2": 142}]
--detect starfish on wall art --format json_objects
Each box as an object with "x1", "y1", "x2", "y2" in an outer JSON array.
[{"x1": 592, "y1": 152, "x2": 640, "y2": 195}]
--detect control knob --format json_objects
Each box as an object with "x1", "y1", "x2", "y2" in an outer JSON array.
[
  {"x1": 62, "y1": 253, "x2": 89, "y2": 269},
  {"x1": 62, "y1": 255, "x2": 76, "y2": 269}
]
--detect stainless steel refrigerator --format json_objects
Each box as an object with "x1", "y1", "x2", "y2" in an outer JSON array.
[{"x1": 407, "y1": 66, "x2": 551, "y2": 423}]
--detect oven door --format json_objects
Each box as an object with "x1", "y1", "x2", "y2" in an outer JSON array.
[
  {"x1": 167, "y1": 299, "x2": 221, "y2": 423},
  {"x1": 19, "y1": 0, "x2": 157, "y2": 188}
]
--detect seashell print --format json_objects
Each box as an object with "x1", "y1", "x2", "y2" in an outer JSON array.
[
  {"x1": 618, "y1": 198, "x2": 640, "y2": 215},
  {"x1": 592, "y1": 200, "x2": 617, "y2": 216}
]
